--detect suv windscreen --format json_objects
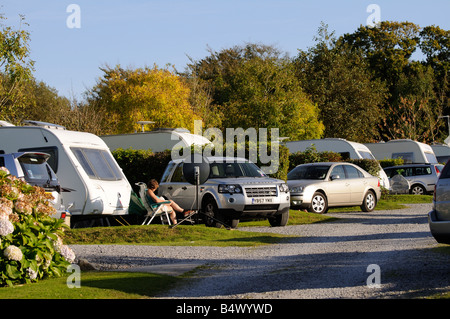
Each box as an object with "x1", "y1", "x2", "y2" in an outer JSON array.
[
  {"x1": 287, "y1": 165, "x2": 330, "y2": 180},
  {"x1": 209, "y1": 162, "x2": 266, "y2": 178}
]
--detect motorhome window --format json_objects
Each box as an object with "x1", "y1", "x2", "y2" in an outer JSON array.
[
  {"x1": 18, "y1": 147, "x2": 58, "y2": 173},
  {"x1": 71, "y1": 147, "x2": 123, "y2": 181},
  {"x1": 0, "y1": 157, "x2": 4, "y2": 167},
  {"x1": 392, "y1": 152, "x2": 414, "y2": 164},
  {"x1": 424, "y1": 152, "x2": 438, "y2": 164}
]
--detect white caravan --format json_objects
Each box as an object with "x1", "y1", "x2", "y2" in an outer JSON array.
[
  {"x1": 431, "y1": 144, "x2": 450, "y2": 164},
  {"x1": 0, "y1": 121, "x2": 132, "y2": 221},
  {"x1": 285, "y1": 138, "x2": 390, "y2": 189},
  {"x1": 365, "y1": 139, "x2": 438, "y2": 164},
  {"x1": 101, "y1": 128, "x2": 211, "y2": 153}
]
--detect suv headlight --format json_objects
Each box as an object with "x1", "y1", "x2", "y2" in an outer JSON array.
[
  {"x1": 218, "y1": 184, "x2": 242, "y2": 194},
  {"x1": 290, "y1": 186, "x2": 304, "y2": 193},
  {"x1": 279, "y1": 183, "x2": 289, "y2": 193}
]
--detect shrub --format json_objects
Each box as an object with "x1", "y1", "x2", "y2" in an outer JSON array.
[{"x1": 0, "y1": 167, "x2": 74, "y2": 287}]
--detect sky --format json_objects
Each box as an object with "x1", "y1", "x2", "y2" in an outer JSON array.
[{"x1": 1, "y1": 0, "x2": 449, "y2": 100}]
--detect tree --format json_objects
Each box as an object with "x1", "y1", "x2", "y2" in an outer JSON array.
[
  {"x1": 0, "y1": 14, "x2": 34, "y2": 124},
  {"x1": 185, "y1": 43, "x2": 324, "y2": 140},
  {"x1": 87, "y1": 65, "x2": 199, "y2": 134},
  {"x1": 294, "y1": 24, "x2": 387, "y2": 142}
]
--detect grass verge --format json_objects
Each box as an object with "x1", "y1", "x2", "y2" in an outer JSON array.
[{"x1": 0, "y1": 271, "x2": 180, "y2": 299}]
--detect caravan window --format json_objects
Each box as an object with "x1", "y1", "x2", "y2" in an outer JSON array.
[
  {"x1": 392, "y1": 152, "x2": 414, "y2": 164},
  {"x1": 71, "y1": 147, "x2": 124, "y2": 181},
  {"x1": 424, "y1": 152, "x2": 438, "y2": 164},
  {"x1": 359, "y1": 151, "x2": 375, "y2": 160}
]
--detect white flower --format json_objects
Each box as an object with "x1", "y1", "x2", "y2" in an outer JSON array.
[
  {"x1": 0, "y1": 218, "x2": 14, "y2": 236},
  {"x1": 4, "y1": 245, "x2": 23, "y2": 261},
  {"x1": 60, "y1": 245, "x2": 76, "y2": 263},
  {"x1": 27, "y1": 268, "x2": 38, "y2": 280}
]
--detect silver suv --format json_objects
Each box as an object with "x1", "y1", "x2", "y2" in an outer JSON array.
[
  {"x1": 383, "y1": 164, "x2": 443, "y2": 195},
  {"x1": 158, "y1": 156, "x2": 290, "y2": 228},
  {"x1": 429, "y1": 161, "x2": 450, "y2": 244}
]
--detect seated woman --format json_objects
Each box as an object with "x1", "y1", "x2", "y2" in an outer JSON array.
[{"x1": 146, "y1": 179, "x2": 193, "y2": 225}]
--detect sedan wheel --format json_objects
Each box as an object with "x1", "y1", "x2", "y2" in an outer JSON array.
[
  {"x1": 309, "y1": 192, "x2": 328, "y2": 214},
  {"x1": 361, "y1": 191, "x2": 376, "y2": 212}
]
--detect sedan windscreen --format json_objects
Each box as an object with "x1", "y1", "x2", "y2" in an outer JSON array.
[{"x1": 287, "y1": 165, "x2": 330, "y2": 180}]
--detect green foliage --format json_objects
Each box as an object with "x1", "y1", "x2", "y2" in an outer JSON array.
[
  {"x1": 0, "y1": 168, "x2": 74, "y2": 287},
  {"x1": 294, "y1": 23, "x2": 388, "y2": 142},
  {"x1": 112, "y1": 148, "x2": 172, "y2": 189},
  {"x1": 288, "y1": 146, "x2": 342, "y2": 171},
  {"x1": 87, "y1": 65, "x2": 199, "y2": 134},
  {"x1": 186, "y1": 43, "x2": 324, "y2": 140},
  {"x1": 379, "y1": 158, "x2": 405, "y2": 168}
]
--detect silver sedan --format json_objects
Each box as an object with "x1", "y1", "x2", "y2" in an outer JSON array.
[{"x1": 287, "y1": 162, "x2": 382, "y2": 214}]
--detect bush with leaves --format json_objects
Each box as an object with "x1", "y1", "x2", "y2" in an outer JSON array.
[{"x1": 0, "y1": 167, "x2": 75, "y2": 287}]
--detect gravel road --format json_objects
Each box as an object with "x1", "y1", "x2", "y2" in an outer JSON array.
[{"x1": 70, "y1": 203, "x2": 450, "y2": 299}]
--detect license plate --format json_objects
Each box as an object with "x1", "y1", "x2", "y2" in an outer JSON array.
[{"x1": 252, "y1": 198, "x2": 273, "y2": 204}]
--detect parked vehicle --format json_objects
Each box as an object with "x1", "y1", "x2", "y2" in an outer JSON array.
[
  {"x1": 0, "y1": 120, "x2": 132, "y2": 226},
  {"x1": 365, "y1": 139, "x2": 438, "y2": 164},
  {"x1": 287, "y1": 162, "x2": 381, "y2": 214},
  {"x1": 158, "y1": 156, "x2": 291, "y2": 228},
  {"x1": 383, "y1": 164, "x2": 443, "y2": 195},
  {"x1": 0, "y1": 151, "x2": 67, "y2": 219},
  {"x1": 285, "y1": 138, "x2": 390, "y2": 190},
  {"x1": 429, "y1": 160, "x2": 450, "y2": 244},
  {"x1": 101, "y1": 127, "x2": 211, "y2": 153}
]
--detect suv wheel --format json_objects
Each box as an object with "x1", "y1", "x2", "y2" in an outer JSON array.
[
  {"x1": 410, "y1": 184, "x2": 426, "y2": 195},
  {"x1": 268, "y1": 211, "x2": 289, "y2": 227},
  {"x1": 202, "y1": 198, "x2": 223, "y2": 228},
  {"x1": 308, "y1": 192, "x2": 328, "y2": 214}
]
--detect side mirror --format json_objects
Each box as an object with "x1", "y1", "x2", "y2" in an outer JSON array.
[{"x1": 330, "y1": 174, "x2": 341, "y2": 181}]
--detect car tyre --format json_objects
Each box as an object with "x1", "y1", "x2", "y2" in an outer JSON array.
[
  {"x1": 361, "y1": 190, "x2": 376, "y2": 212},
  {"x1": 202, "y1": 197, "x2": 224, "y2": 228},
  {"x1": 410, "y1": 184, "x2": 426, "y2": 195},
  {"x1": 308, "y1": 192, "x2": 328, "y2": 214},
  {"x1": 268, "y1": 210, "x2": 289, "y2": 227}
]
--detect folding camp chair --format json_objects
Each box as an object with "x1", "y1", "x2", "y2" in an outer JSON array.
[{"x1": 135, "y1": 182, "x2": 173, "y2": 225}]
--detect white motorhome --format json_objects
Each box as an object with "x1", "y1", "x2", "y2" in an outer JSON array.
[
  {"x1": 365, "y1": 139, "x2": 438, "y2": 164},
  {"x1": 0, "y1": 121, "x2": 132, "y2": 223},
  {"x1": 285, "y1": 138, "x2": 390, "y2": 189},
  {"x1": 431, "y1": 144, "x2": 450, "y2": 164},
  {"x1": 101, "y1": 127, "x2": 211, "y2": 153}
]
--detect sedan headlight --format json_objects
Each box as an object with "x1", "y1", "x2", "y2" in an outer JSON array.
[
  {"x1": 290, "y1": 186, "x2": 304, "y2": 193},
  {"x1": 218, "y1": 184, "x2": 242, "y2": 194},
  {"x1": 279, "y1": 183, "x2": 289, "y2": 193}
]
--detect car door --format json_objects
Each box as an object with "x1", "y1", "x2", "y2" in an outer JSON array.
[
  {"x1": 160, "y1": 163, "x2": 196, "y2": 209},
  {"x1": 326, "y1": 164, "x2": 351, "y2": 205},
  {"x1": 344, "y1": 165, "x2": 366, "y2": 204}
]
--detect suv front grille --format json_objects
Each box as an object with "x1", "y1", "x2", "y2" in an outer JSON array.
[{"x1": 244, "y1": 186, "x2": 278, "y2": 197}]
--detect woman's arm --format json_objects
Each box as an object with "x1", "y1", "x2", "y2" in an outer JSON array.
[{"x1": 147, "y1": 189, "x2": 166, "y2": 204}]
